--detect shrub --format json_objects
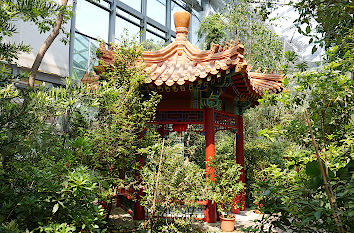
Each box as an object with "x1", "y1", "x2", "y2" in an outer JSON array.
[
  {"x1": 208, "y1": 147, "x2": 244, "y2": 217},
  {"x1": 140, "y1": 140, "x2": 208, "y2": 232}
]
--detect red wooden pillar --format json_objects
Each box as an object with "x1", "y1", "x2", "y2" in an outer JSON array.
[
  {"x1": 204, "y1": 107, "x2": 217, "y2": 223},
  {"x1": 232, "y1": 114, "x2": 246, "y2": 213}
]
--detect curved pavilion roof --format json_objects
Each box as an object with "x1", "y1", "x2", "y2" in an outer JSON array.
[{"x1": 84, "y1": 11, "x2": 283, "y2": 99}]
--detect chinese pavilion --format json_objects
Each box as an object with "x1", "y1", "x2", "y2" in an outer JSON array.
[{"x1": 83, "y1": 11, "x2": 283, "y2": 223}]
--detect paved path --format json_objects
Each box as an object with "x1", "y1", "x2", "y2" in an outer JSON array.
[
  {"x1": 193, "y1": 211, "x2": 264, "y2": 232},
  {"x1": 108, "y1": 207, "x2": 276, "y2": 232}
]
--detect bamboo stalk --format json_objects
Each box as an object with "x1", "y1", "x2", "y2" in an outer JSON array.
[{"x1": 304, "y1": 109, "x2": 344, "y2": 233}]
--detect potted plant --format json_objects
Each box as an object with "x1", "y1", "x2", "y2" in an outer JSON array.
[{"x1": 207, "y1": 153, "x2": 245, "y2": 232}]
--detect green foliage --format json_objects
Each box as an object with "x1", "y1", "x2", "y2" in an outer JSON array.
[
  {"x1": 0, "y1": 156, "x2": 106, "y2": 231},
  {"x1": 207, "y1": 132, "x2": 245, "y2": 216},
  {"x1": 294, "y1": 61, "x2": 308, "y2": 72},
  {"x1": 146, "y1": 218, "x2": 197, "y2": 233},
  {"x1": 197, "y1": 0, "x2": 283, "y2": 70},
  {"x1": 284, "y1": 50, "x2": 297, "y2": 64},
  {"x1": 197, "y1": 13, "x2": 227, "y2": 49},
  {"x1": 140, "y1": 139, "x2": 207, "y2": 232},
  {"x1": 39, "y1": 223, "x2": 76, "y2": 233},
  {"x1": 244, "y1": 97, "x2": 293, "y2": 142},
  {"x1": 254, "y1": 0, "x2": 353, "y2": 56},
  {"x1": 280, "y1": 50, "x2": 303, "y2": 75},
  {"x1": 293, "y1": 0, "x2": 353, "y2": 51},
  {"x1": 0, "y1": 35, "x2": 160, "y2": 231},
  {"x1": 142, "y1": 39, "x2": 167, "y2": 51},
  {"x1": 183, "y1": 130, "x2": 205, "y2": 168},
  {"x1": 0, "y1": 221, "x2": 22, "y2": 233},
  {"x1": 247, "y1": 28, "x2": 354, "y2": 232},
  {"x1": 252, "y1": 141, "x2": 353, "y2": 232},
  {"x1": 283, "y1": 63, "x2": 353, "y2": 149},
  {"x1": 141, "y1": 140, "x2": 208, "y2": 216},
  {"x1": 257, "y1": 38, "x2": 353, "y2": 150},
  {"x1": 209, "y1": 156, "x2": 244, "y2": 217},
  {"x1": 244, "y1": 139, "x2": 291, "y2": 205},
  {"x1": 88, "y1": 40, "x2": 160, "y2": 185}
]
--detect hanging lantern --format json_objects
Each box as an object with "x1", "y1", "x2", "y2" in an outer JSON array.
[{"x1": 172, "y1": 124, "x2": 188, "y2": 137}]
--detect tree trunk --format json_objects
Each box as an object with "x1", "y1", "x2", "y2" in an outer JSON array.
[{"x1": 28, "y1": 0, "x2": 69, "y2": 88}]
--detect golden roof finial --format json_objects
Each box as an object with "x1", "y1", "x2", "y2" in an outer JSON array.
[{"x1": 174, "y1": 11, "x2": 190, "y2": 41}]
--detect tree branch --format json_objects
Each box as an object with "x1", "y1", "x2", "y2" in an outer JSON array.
[{"x1": 304, "y1": 109, "x2": 344, "y2": 233}]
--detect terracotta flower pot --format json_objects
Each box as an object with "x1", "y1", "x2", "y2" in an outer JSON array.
[{"x1": 220, "y1": 216, "x2": 235, "y2": 232}]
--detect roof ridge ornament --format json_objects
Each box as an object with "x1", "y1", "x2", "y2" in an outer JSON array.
[{"x1": 174, "y1": 11, "x2": 190, "y2": 41}]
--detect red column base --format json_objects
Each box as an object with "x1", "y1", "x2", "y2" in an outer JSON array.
[
  {"x1": 231, "y1": 192, "x2": 246, "y2": 214},
  {"x1": 204, "y1": 200, "x2": 217, "y2": 223}
]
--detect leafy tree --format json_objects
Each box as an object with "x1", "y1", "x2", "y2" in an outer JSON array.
[
  {"x1": 0, "y1": 31, "x2": 160, "y2": 232},
  {"x1": 250, "y1": 138, "x2": 353, "y2": 232},
  {"x1": 293, "y1": 0, "x2": 353, "y2": 53},
  {"x1": 252, "y1": 0, "x2": 353, "y2": 56},
  {"x1": 247, "y1": 29, "x2": 353, "y2": 232},
  {"x1": 0, "y1": 0, "x2": 72, "y2": 87},
  {"x1": 0, "y1": 80, "x2": 106, "y2": 231},
  {"x1": 141, "y1": 140, "x2": 207, "y2": 232},
  {"x1": 197, "y1": 0, "x2": 283, "y2": 70},
  {"x1": 88, "y1": 39, "x2": 160, "y2": 183},
  {"x1": 197, "y1": 13, "x2": 227, "y2": 50},
  {"x1": 0, "y1": 0, "x2": 65, "y2": 62},
  {"x1": 278, "y1": 50, "x2": 353, "y2": 149},
  {"x1": 208, "y1": 139, "x2": 244, "y2": 217}
]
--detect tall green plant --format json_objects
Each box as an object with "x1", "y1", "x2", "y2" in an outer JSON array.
[
  {"x1": 197, "y1": 13, "x2": 227, "y2": 50},
  {"x1": 197, "y1": 0, "x2": 283, "y2": 70},
  {"x1": 253, "y1": 0, "x2": 353, "y2": 57},
  {"x1": 88, "y1": 39, "x2": 160, "y2": 182},
  {"x1": 208, "y1": 153, "x2": 244, "y2": 217},
  {"x1": 248, "y1": 32, "x2": 353, "y2": 232},
  {"x1": 0, "y1": 36, "x2": 160, "y2": 231},
  {"x1": 140, "y1": 139, "x2": 208, "y2": 232}
]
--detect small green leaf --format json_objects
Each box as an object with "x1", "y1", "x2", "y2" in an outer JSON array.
[
  {"x1": 312, "y1": 46, "x2": 317, "y2": 54},
  {"x1": 314, "y1": 211, "x2": 321, "y2": 219},
  {"x1": 306, "y1": 26, "x2": 311, "y2": 34},
  {"x1": 301, "y1": 217, "x2": 312, "y2": 225},
  {"x1": 52, "y1": 203, "x2": 59, "y2": 214}
]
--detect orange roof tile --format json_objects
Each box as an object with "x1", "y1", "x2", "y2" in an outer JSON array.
[{"x1": 143, "y1": 39, "x2": 247, "y2": 87}]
